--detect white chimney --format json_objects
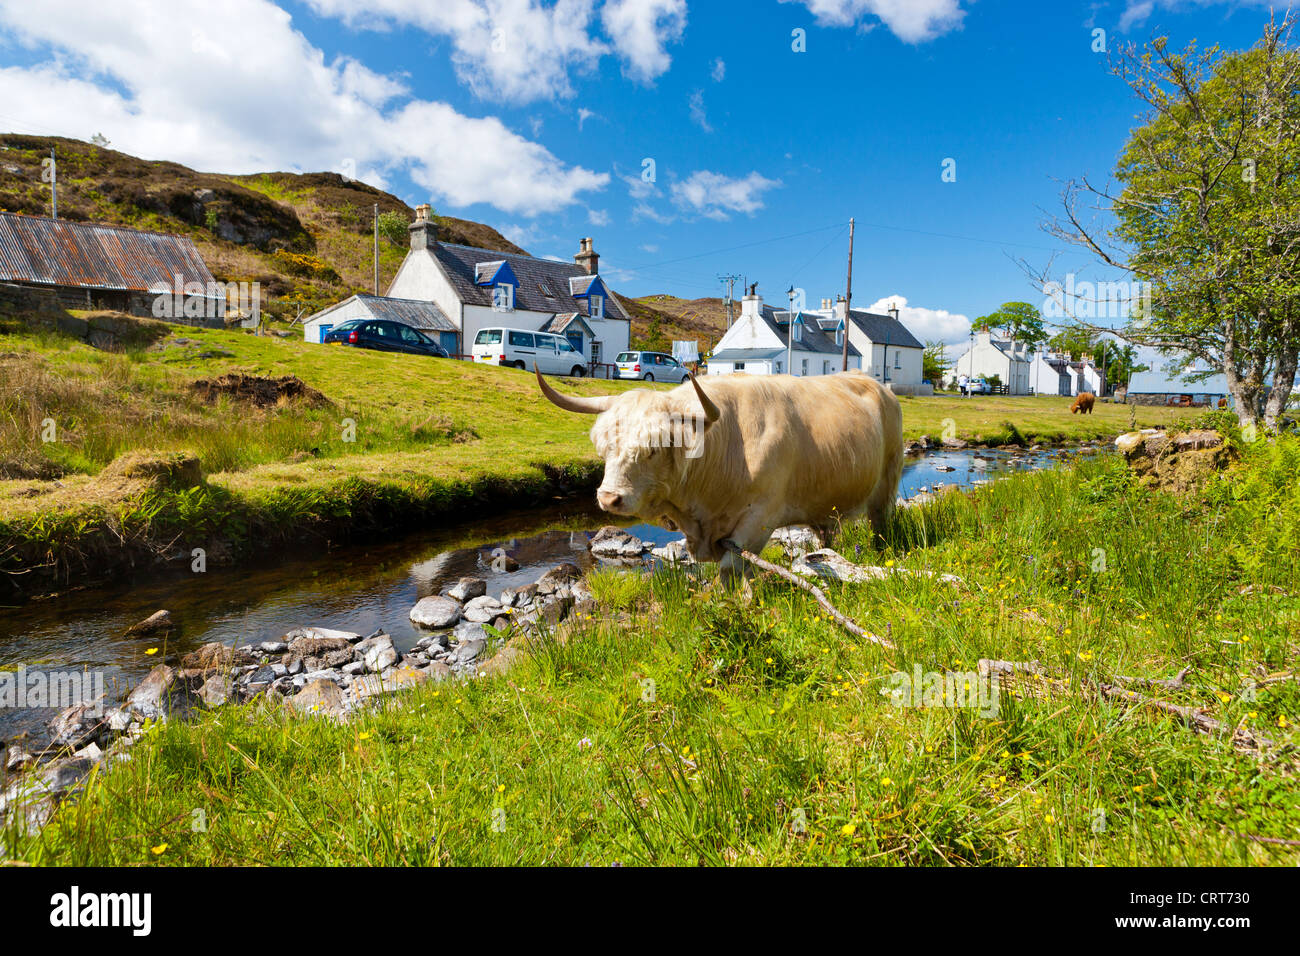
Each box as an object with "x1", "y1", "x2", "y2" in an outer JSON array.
[
  {"x1": 833, "y1": 294, "x2": 848, "y2": 322},
  {"x1": 741, "y1": 288, "x2": 762, "y2": 319}
]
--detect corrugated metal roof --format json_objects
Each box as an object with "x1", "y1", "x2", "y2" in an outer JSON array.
[{"x1": 0, "y1": 211, "x2": 218, "y2": 293}]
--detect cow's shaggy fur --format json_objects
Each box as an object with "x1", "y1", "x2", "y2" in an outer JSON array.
[
  {"x1": 1070, "y1": 392, "x2": 1096, "y2": 414},
  {"x1": 582, "y1": 371, "x2": 903, "y2": 579}
]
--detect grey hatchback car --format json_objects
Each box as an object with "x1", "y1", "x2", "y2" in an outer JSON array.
[{"x1": 614, "y1": 351, "x2": 691, "y2": 383}]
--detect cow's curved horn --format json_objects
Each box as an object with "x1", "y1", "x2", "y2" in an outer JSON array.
[
  {"x1": 535, "y1": 364, "x2": 616, "y2": 415},
  {"x1": 688, "y1": 371, "x2": 720, "y2": 423}
]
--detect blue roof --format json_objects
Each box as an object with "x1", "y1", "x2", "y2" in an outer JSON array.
[{"x1": 1127, "y1": 369, "x2": 1230, "y2": 394}]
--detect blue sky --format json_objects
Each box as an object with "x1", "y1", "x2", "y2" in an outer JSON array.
[{"x1": 0, "y1": 0, "x2": 1290, "y2": 346}]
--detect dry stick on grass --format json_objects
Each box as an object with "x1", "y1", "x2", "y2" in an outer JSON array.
[
  {"x1": 979, "y1": 659, "x2": 1284, "y2": 755},
  {"x1": 721, "y1": 540, "x2": 896, "y2": 651}
]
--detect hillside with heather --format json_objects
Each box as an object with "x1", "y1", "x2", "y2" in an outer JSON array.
[{"x1": 0, "y1": 133, "x2": 680, "y2": 341}]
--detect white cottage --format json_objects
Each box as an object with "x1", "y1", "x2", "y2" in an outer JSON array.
[
  {"x1": 382, "y1": 205, "x2": 630, "y2": 368},
  {"x1": 1027, "y1": 349, "x2": 1107, "y2": 397},
  {"x1": 952, "y1": 331, "x2": 1032, "y2": 395},
  {"x1": 707, "y1": 289, "x2": 924, "y2": 389}
]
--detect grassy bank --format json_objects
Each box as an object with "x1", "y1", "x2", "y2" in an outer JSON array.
[
  {"x1": 9, "y1": 432, "x2": 1298, "y2": 866},
  {"x1": 0, "y1": 316, "x2": 1199, "y2": 598}
]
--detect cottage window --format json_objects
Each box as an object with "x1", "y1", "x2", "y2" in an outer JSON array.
[
  {"x1": 775, "y1": 360, "x2": 782, "y2": 373},
  {"x1": 894, "y1": 350, "x2": 901, "y2": 369},
  {"x1": 801, "y1": 358, "x2": 808, "y2": 375},
  {"x1": 589, "y1": 294, "x2": 604, "y2": 319},
  {"x1": 493, "y1": 283, "x2": 514, "y2": 311},
  {"x1": 835, "y1": 328, "x2": 844, "y2": 347},
  {"x1": 792, "y1": 319, "x2": 803, "y2": 343}
]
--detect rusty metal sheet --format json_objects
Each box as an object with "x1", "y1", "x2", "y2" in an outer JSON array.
[{"x1": 0, "y1": 211, "x2": 217, "y2": 293}]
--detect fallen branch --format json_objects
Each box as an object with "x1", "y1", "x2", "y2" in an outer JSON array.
[
  {"x1": 721, "y1": 540, "x2": 895, "y2": 650},
  {"x1": 1113, "y1": 666, "x2": 1193, "y2": 692},
  {"x1": 979, "y1": 659, "x2": 1281, "y2": 754},
  {"x1": 1225, "y1": 830, "x2": 1300, "y2": 848}
]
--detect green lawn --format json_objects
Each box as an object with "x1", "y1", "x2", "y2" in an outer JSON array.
[
  {"x1": 10, "y1": 431, "x2": 1298, "y2": 865},
  {"x1": 0, "y1": 316, "x2": 1199, "y2": 597}
]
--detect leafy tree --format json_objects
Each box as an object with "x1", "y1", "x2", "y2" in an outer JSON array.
[
  {"x1": 1040, "y1": 15, "x2": 1300, "y2": 428},
  {"x1": 377, "y1": 209, "x2": 414, "y2": 247},
  {"x1": 971, "y1": 301, "x2": 1048, "y2": 348},
  {"x1": 922, "y1": 341, "x2": 949, "y2": 383}
]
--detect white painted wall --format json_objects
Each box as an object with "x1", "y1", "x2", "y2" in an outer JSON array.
[
  {"x1": 302, "y1": 297, "x2": 372, "y2": 343},
  {"x1": 953, "y1": 332, "x2": 1032, "y2": 394}
]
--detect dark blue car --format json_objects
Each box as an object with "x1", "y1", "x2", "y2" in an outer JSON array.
[{"x1": 323, "y1": 319, "x2": 449, "y2": 358}]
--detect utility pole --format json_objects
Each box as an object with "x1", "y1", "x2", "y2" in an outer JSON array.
[
  {"x1": 49, "y1": 147, "x2": 57, "y2": 220},
  {"x1": 787, "y1": 285, "x2": 796, "y2": 375},
  {"x1": 717, "y1": 273, "x2": 740, "y2": 329},
  {"x1": 373, "y1": 204, "x2": 379, "y2": 295},
  {"x1": 840, "y1": 217, "x2": 854, "y2": 371}
]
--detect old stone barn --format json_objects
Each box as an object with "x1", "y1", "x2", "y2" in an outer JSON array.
[{"x1": 0, "y1": 210, "x2": 223, "y2": 324}]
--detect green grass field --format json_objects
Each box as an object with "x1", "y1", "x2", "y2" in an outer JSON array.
[
  {"x1": 0, "y1": 316, "x2": 1200, "y2": 597},
  {"x1": 8, "y1": 432, "x2": 1297, "y2": 865}
]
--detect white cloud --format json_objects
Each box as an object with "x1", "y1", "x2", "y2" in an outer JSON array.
[
  {"x1": 588, "y1": 208, "x2": 611, "y2": 226},
  {"x1": 305, "y1": 0, "x2": 606, "y2": 102},
  {"x1": 781, "y1": 0, "x2": 965, "y2": 43},
  {"x1": 1118, "y1": 0, "x2": 1155, "y2": 31},
  {"x1": 711, "y1": 57, "x2": 726, "y2": 82},
  {"x1": 577, "y1": 107, "x2": 597, "y2": 130},
  {"x1": 866, "y1": 295, "x2": 970, "y2": 348},
  {"x1": 0, "y1": 0, "x2": 607, "y2": 216},
  {"x1": 1117, "y1": 0, "x2": 1291, "y2": 33},
  {"x1": 306, "y1": 0, "x2": 684, "y2": 102},
  {"x1": 688, "y1": 90, "x2": 711, "y2": 131},
  {"x1": 670, "y1": 170, "x2": 781, "y2": 219},
  {"x1": 601, "y1": 0, "x2": 688, "y2": 82}
]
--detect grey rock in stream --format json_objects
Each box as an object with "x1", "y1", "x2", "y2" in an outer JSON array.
[
  {"x1": 447, "y1": 577, "x2": 487, "y2": 602},
  {"x1": 501, "y1": 583, "x2": 538, "y2": 607},
  {"x1": 536, "y1": 562, "x2": 582, "y2": 595},
  {"x1": 462, "y1": 595, "x2": 504, "y2": 624},
  {"x1": 590, "y1": 526, "x2": 648, "y2": 558},
  {"x1": 355, "y1": 633, "x2": 399, "y2": 673},
  {"x1": 48, "y1": 702, "x2": 106, "y2": 750},
  {"x1": 410, "y1": 595, "x2": 463, "y2": 629},
  {"x1": 651, "y1": 539, "x2": 692, "y2": 564}
]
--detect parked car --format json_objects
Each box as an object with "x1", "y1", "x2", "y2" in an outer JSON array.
[
  {"x1": 965, "y1": 378, "x2": 992, "y2": 395},
  {"x1": 614, "y1": 351, "x2": 691, "y2": 383},
  {"x1": 323, "y1": 319, "x2": 448, "y2": 358},
  {"x1": 471, "y1": 327, "x2": 587, "y2": 376}
]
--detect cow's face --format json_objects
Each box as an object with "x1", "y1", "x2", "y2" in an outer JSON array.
[
  {"x1": 534, "y1": 367, "x2": 720, "y2": 518},
  {"x1": 590, "y1": 399, "x2": 710, "y2": 515}
]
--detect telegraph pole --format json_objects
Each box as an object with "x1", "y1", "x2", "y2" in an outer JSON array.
[
  {"x1": 840, "y1": 217, "x2": 854, "y2": 371},
  {"x1": 373, "y1": 204, "x2": 379, "y2": 295},
  {"x1": 717, "y1": 273, "x2": 740, "y2": 329},
  {"x1": 50, "y1": 148, "x2": 57, "y2": 220}
]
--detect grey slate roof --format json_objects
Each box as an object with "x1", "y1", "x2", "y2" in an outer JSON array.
[
  {"x1": 760, "y1": 306, "x2": 861, "y2": 357},
  {"x1": 847, "y1": 310, "x2": 924, "y2": 350},
  {"x1": 430, "y1": 242, "x2": 629, "y2": 321},
  {"x1": 710, "y1": 348, "x2": 787, "y2": 362},
  {"x1": 311, "y1": 294, "x2": 456, "y2": 332},
  {"x1": 540, "y1": 312, "x2": 595, "y2": 336}
]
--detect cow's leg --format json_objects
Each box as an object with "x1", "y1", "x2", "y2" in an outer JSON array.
[
  {"x1": 865, "y1": 461, "x2": 903, "y2": 545},
  {"x1": 719, "y1": 514, "x2": 776, "y2": 585}
]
